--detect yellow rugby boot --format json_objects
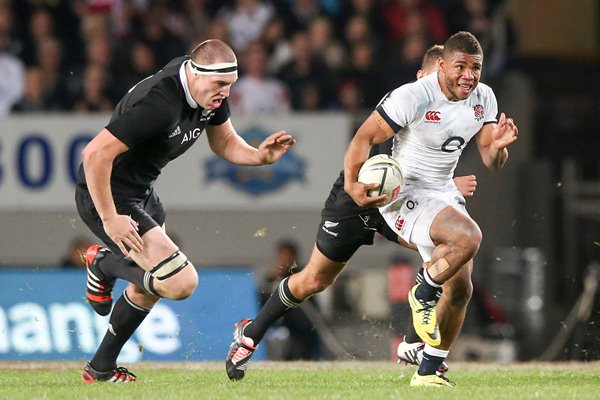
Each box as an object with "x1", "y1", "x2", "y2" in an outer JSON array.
[
  {"x1": 408, "y1": 284, "x2": 441, "y2": 346},
  {"x1": 410, "y1": 370, "x2": 455, "y2": 387}
]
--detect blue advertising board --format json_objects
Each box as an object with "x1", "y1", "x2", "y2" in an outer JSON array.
[{"x1": 0, "y1": 268, "x2": 265, "y2": 362}]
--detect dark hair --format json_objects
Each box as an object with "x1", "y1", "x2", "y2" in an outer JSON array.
[
  {"x1": 421, "y1": 44, "x2": 444, "y2": 70},
  {"x1": 442, "y1": 31, "x2": 482, "y2": 58}
]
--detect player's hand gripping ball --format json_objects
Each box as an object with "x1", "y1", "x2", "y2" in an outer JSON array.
[{"x1": 358, "y1": 154, "x2": 403, "y2": 206}]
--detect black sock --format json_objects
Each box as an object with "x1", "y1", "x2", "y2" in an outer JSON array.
[
  {"x1": 99, "y1": 251, "x2": 158, "y2": 296},
  {"x1": 418, "y1": 351, "x2": 446, "y2": 376},
  {"x1": 90, "y1": 291, "x2": 150, "y2": 371},
  {"x1": 243, "y1": 277, "x2": 302, "y2": 344},
  {"x1": 415, "y1": 267, "x2": 443, "y2": 299},
  {"x1": 415, "y1": 268, "x2": 442, "y2": 302},
  {"x1": 406, "y1": 267, "x2": 443, "y2": 342}
]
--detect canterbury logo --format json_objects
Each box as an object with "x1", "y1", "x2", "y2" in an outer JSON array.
[{"x1": 425, "y1": 111, "x2": 441, "y2": 122}]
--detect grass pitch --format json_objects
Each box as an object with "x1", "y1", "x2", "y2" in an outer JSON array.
[{"x1": 0, "y1": 361, "x2": 598, "y2": 400}]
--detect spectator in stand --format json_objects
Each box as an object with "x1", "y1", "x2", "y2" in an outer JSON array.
[
  {"x1": 338, "y1": 0, "x2": 386, "y2": 42},
  {"x1": 383, "y1": 0, "x2": 447, "y2": 44},
  {"x1": 35, "y1": 37, "x2": 71, "y2": 110},
  {"x1": 382, "y1": 33, "x2": 430, "y2": 89},
  {"x1": 229, "y1": 41, "x2": 291, "y2": 115},
  {"x1": 21, "y1": 7, "x2": 55, "y2": 66},
  {"x1": 117, "y1": 41, "x2": 157, "y2": 95},
  {"x1": 282, "y1": 0, "x2": 327, "y2": 31},
  {"x1": 0, "y1": 45, "x2": 24, "y2": 117},
  {"x1": 277, "y1": 31, "x2": 336, "y2": 110},
  {"x1": 73, "y1": 64, "x2": 113, "y2": 112},
  {"x1": 220, "y1": 0, "x2": 274, "y2": 52},
  {"x1": 261, "y1": 16, "x2": 292, "y2": 74},
  {"x1": 171, "y1": 0, "x2": 212, "y2": 44},
  {"x1": 343, "y1": 14, "x2": 377, "y2": 50},
  {"x1": 339, "y1": 41, "x2": 381, "y2": 109},
  {"x1": 448, "y1": 0, "x2": 516, "y2": 78},
  {"x1": 308, "y1": 16, "x2": 345, "y2": 71},
  {"x1": 338, "y1": 80, "x2": 361, "y2": 111},
  {"x1": 0, "y1": 2, "x2": 23, "y2": 58},
  {"x1": 66, "y1": 35, "x2": 118, "y2": 104},
  {"x1": 199, "y1": 17, "x2": 231, "y2": 45},
  {"x1": 12, "y1": 67, "x2": 44, "y2": 113},
  {"x1": 137, "y1": 7, "x2": 187, "y2": 67},
  {"x1": 109, "y1": 0, "x2": 148, "y2": 40}
]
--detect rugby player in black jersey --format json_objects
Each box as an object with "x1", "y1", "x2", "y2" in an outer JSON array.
[
  {"x1": 76, "y1": 39, "x2": 294, "y2": 383},
  {"x1": 226, "y1": 45, "x2": 477, "y2": 381}
]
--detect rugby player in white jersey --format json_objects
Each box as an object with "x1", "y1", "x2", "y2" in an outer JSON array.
[
  {"x1": 344, "y1": 31, "x2": 518, "y2": 386},
  {"x1": 225, "y1": 42, "x2": 484, "y2": 386}
]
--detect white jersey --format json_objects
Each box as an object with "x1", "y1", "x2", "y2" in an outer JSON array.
[{"x1": 376, "y1": 72, "x2": 498, "y2": 185}]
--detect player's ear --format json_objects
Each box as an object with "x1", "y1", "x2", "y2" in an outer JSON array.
[{"x1": 416, "y1": 70, "x2": 424, "y2": 80}]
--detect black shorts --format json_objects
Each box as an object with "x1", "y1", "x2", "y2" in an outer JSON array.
[
  {"x1": 75, "y1": 186, "x2": 166, "y2": 256},
  {"x1": 316, "y1": 210, "x2": 399, "y2": 263}
]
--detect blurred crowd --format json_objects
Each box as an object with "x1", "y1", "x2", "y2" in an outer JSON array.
[{"x1": 0, "y1": 0, "x2": 516, "y2": 117}]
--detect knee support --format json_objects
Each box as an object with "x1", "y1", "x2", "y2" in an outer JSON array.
[{"x1": 149, "y1": 251, "x2": 189, "y2": 281}]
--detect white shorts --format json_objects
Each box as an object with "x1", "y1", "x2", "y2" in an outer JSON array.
[{"x1": 379, "y1": 181, "x2": 468, "y2": 262}]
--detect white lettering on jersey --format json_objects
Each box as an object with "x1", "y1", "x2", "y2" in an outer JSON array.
[
  {"x1": 377, "y1": 73, "x2": 498, "y2": 184},
  {"x1": 181, "y1": 128, "x2": 202, "y2": 144}
]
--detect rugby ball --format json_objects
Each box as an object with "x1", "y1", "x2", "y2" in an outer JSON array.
[{"x1": 358, "y1": 154, "x2": 403, "y2": 206}]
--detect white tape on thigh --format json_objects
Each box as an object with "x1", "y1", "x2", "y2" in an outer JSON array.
[{"x1": 150, "y1": 251, "x2": 189, "y2": 281}]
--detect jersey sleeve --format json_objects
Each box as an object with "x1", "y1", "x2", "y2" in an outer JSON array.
[
  {"x1": 208, "y1": 98, "x2": 231, "y2": 126},
  {"x1": 106, "y1": 88, "x2": 178, "y2": 148},
  {"x1": 375, "y1": 85, "x2": 419, "y2": 134},
  {"x1": 483, "y1": 85, "x2": 498, "y2": 125}
]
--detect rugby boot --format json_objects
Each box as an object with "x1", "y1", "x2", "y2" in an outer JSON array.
[
  {"x1": 226, "y1": 318, "x2": 257, "y2": 380},
  {"x1": 410, "y1": 370, "x2": 455, "y2": 387},
  {"x1": 408, "y1": 284, "x2": 441, "y2": 346},
  {"x1": 397, "y1": 336, "x2": 449, "y2": 373},
  {"x1": 85, "y1": 244, "x2": 115, "y2": 316},
  {"x1": 82, "y1": 362, "x2": 137, "y2": 383}
]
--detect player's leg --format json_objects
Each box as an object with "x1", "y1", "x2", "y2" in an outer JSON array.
[
  {"x1": 409, "y1": 206, "x2": 481, "y2": 345},
  {"x1": 83, "y1": 226, "x2": 197, "y2": 382},
  {"x1": 126, "y1": 226, "x2": 198, "y2": 300},
  {"x1": 410, "y1": 258, "x2": 472, "y2": 384},
  {"x1": 397, "y1": 263, "x2": 448, "y2": 370},
  {"x1": 409, "y1": 209, "x2": 478, "y2": 386},
  {"x1": 426, "y1": 208, "x2": 481, "y2": 282},
  {"x1": 244, "y1": 212, "x2": 376, "y2": 341},
  {"x1": 83, "y1": 283, "x2": 158, "y2": 382},
  {"x1": 226, "y1": 244, "x2": 346, "y2": 380},
  {"x1": 226, "y1": 211, "x2": 373, "y2": 380},
  {"x1": 78, "y1": 188, "x2": 197, "y2": 382},
  {"x1": 436, "y1": 259, "x2": 473, "y2": 350}
]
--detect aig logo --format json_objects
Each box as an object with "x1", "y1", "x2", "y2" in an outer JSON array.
[{"x1": 425, "y1": 111, "x2": 441, "y2": 123}]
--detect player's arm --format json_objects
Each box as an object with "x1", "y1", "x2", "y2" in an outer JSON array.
[
  {"x1": 82, "y1": 129, "x2": 143, "y2": 255},
  {"x1": 343, "y1": 111, "x2": 396, "y2": 207},
  {"x1": 475, "y1": 112, "x2": 518, "y2": 171},
  {"x1": 206, "y1": 119, "x2": 295, "y2": 166}
]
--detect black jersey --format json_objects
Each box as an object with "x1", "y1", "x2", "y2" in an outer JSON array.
[
  {"x1": 321, "y1": 171, "x2": 380, "y2": 218},
  {"x1": 77, "y1": 56, "x2": 230, "y2": 198}
]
